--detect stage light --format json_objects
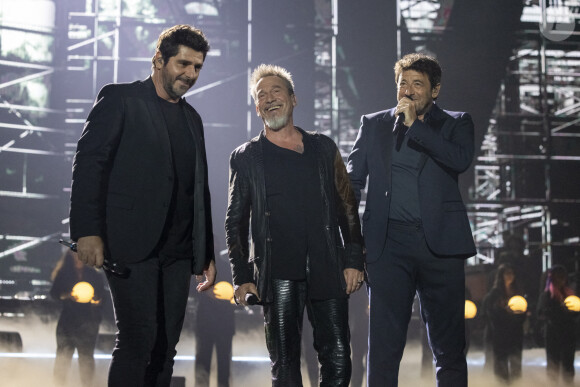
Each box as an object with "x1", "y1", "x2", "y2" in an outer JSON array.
[
  {"x1": 184, "y1": 1, "x2": 218, "y2": 16},
  {"x1": 71, "y1": 281, "x2": 94, "y2": 303},
  {"x1": 213, "y1": 281, "x2": 234, "y2": 302},
  {"x1": 465, "y1": 300, "x2": 477, "y2": 319},
  {"x1": 564, "y1": 295, "x2": 580, "y2": 312},
  {"x1": 508, "y1": 295, "x2": 527, "y2": 314}
]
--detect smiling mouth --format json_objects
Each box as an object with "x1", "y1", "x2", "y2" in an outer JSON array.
[
  {"x1": 267, "y1": 105, "x2": 281, "y2": 112},
  {"x1": 177, "y1": 78, "x2": 192, "y2": 87}
]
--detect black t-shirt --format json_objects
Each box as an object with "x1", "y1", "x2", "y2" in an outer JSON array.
[
  {"x1": 262, "y1": 136, "x2": 325, "y2": 281},
  {"x1": 157, "y1": 97, "x2": 196, "y2": 259},
  {"x1": 389, "y1": 122, "x2": 423, "y2": 223}
]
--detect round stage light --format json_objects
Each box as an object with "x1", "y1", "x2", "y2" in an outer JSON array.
[
  {"x1": 465, "y1": 300, "x2": 477, "y2": 319},
  {"x1": 213, "y1": 281, "x2": 234, "y2": 301},
  {"x1": 564, "y1": 295, "x2": 580, "y2": 312},
  {"x1": 508, "y1": 295, "x2": 527, "y2": 314},
  {"x1": 71, "y1": 281, "x2": 94, "y2": 303}
]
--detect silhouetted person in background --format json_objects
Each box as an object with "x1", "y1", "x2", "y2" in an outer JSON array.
[
  {"x1": 483, "y1": 263, "x2": 526, "y2": 384},
  {"x1": 50, "y1": 250, "x2": 105, "y2": 387},
  {"x1": 195, "y1": 257, "x2": 235, "y2": 387},
  {"x1": 537, "y1": 265, "x2": 578, "y2": 385}
]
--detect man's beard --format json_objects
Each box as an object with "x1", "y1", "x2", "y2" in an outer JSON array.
[
  {"x1": 263, "y1": 113, "x2": 290, "y2": 131},
  {"x1": 163, "y1": 73, "x2": 192, "y2": 100}
]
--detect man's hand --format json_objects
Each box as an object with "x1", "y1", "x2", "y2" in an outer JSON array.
[
  {"x1": 234, "y1": 282, "x2": 259, "y2": 306},
  {"x1": 344, "y1": 268, "x2": 365, "y2": 295},
  {"x1": 395, "y1": 95, "x2": 417, "y2": 127},
  {"x1": 76, "y1": 236, "x2": 105, "y2": 268},
  {"x1": 196, "y1": 260, "x2": 217, "y2": 292}
]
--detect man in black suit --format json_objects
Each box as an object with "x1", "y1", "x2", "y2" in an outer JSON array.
[
  {"x1": 347, "y1": 53, "x2": 476, "y2": 387},
  {"x1": 69, "y1": 25, "x2": 216, "y2": 387}
]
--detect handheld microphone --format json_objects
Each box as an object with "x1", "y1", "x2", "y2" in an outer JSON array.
[
  {"x1": 393, "y1": 95, "x2": 412, "y2": 133},
  {"x1": 59, "y1": 239, "x2": 130, "y2": 277},
  {"x1": 393, "y1": 113, "x2": 405, "y2": 133},
  {"x1": 245, "y1": 292, "x2": 261, "y2": 305}
]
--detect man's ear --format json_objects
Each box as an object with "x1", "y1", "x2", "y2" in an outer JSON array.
[
  {"x1": 431, "y1": 84, "x2": 441, "y2": 99},
  {"x1": 153, "y1": 52, "x2": 163, "y2": 68}
]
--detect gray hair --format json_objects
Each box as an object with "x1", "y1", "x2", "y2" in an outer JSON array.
[{"x1": 250, "y1": 64, "x2": 295, "y2": 102}]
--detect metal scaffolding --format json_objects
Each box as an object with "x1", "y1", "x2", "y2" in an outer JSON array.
[
  {"x1": 395, "y1": 0, "x2": 580, "y2": 270},
  {"x1": 468, "y1": 1, "x2": 580, "y2": 269}
]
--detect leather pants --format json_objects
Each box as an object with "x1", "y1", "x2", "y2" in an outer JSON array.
[{"x1": 264, "y1": 279, "x2": 351, "y2": 386}]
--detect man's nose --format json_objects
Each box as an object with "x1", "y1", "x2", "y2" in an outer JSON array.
[
  {"x1": 265, "y1": 92, "x2": 276, "y2": 103},
  {"x1": 185, "y1": 66, "x2": 197, "y2": 79}
]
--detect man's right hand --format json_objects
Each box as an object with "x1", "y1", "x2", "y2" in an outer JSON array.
[
  {"x1": 76, "y1": 236, "x2": 105, "y2": 268},
  {"x1": 234, "y1": 282, "x2": 259, "y2": 306}
]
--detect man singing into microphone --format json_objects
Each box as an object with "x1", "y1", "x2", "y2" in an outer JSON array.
[{"x1": 347, "y1": 53, "x2": 476, "y2": 386}]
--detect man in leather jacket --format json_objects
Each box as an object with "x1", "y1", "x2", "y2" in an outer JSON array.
[{"x1": 225, "y1": 64, "x2": 365, "y2": 386}]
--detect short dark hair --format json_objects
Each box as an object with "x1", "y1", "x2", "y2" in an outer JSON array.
[
  {"x1": 394, "y1": 53, "x2": 441, "y2": 90},
  {"x1": 154, "y1": 24, "x2": 210, "y2": 66}
]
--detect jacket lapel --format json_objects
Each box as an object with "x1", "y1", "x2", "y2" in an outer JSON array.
[
  {"x1": 377, "y1": 113, "x2": 393, "y2": 175},
  {"x1": 417, "y1": 104, "x2": 449, "y2": 175}
]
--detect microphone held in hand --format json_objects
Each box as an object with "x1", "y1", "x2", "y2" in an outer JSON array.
[
  {"x1": 245, "y1": 292, "x2": 261, "y2": 305},
  {"x1": 58, "y1": 239, "x2": 130, "y2": 278},
  {"x1": 393, "y1": 112, "x2": 405, "y2": 133},
  {"x1": 393, "y1": 95, "x2": 413, "y2": 133}
]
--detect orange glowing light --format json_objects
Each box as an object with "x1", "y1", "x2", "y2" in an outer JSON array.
[
  {"x1": 508, "y1": 295, "x2": 527, "y2": 313},
  {"x1": 465, "y1": 300, "x2": 477, "y2": 319},
  {"x1": 564, "y1": 295, "x2": 580, "y2": 312},
  {"x1": 71, "y1": 281, "x2": 94, "y2": 303},
  {"x1": 213, "y1": 281, "x2": 234, "y2": 301}
]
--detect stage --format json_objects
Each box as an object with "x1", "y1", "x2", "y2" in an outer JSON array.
[{"x1": 1, "y1": 314, "x2": 579, "y2": 387}]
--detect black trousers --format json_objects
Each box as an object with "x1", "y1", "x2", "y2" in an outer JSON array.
[
  {"x1": 106, "y1": 255, "x2": 191, "y2": 387},
  {"x1": 263, "y1": 279, "x2": 351, "y2": 387},
  {"x1": 546, "y1": 325, "x2": 575, "y2": 384},
  {"x1": 367, "y1": 221, "x2": 467, "y2": 387}
]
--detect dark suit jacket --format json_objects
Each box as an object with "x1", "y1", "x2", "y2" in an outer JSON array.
[
  {"x1": 70, "y1": 77, "x2": 214, "y2": 274},
  {"x1": 347, "y1": 103, "x2": 476, "y2": 262}
]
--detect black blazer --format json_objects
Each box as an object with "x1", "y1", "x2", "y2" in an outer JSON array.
[
  {"x1": 70, "y1": 77, "x2": 214, "y2": 274},
  {"x1": 347, "y1": 103, "x2": 476, "y2": 262}
]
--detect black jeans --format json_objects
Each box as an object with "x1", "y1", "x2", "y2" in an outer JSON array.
[
  {"x1": 367, "y1": 221, "x2": 467, "y2": 387},
  {"x1": 263, "y1": 279, "x2": 351, "y2": 387},
  {"x1": 106, "y1": 255, "x2": 191, "y2": 387}
]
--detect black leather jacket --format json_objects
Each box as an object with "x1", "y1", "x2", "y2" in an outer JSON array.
[{"x1": 225, "y1": 128, "x2": 364, "y2": 303}]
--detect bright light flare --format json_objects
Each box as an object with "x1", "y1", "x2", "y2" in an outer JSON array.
[
  {"x1": 465, "y1": 300, "x2": 477, "y2": 319},
  {"x1": 71, "y1": 281, "x2": 94, "y2": 303},
  {"x1": 564, "y1": 295, "x2": 580, "y2": 312},
  {"x1": 508, "y1": 295, "x2": 527, "y2": 314}
]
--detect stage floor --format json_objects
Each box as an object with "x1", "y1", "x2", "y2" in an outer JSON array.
[{"x1": 1, "y1": 315, "x2": 579, "y2": 387}]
